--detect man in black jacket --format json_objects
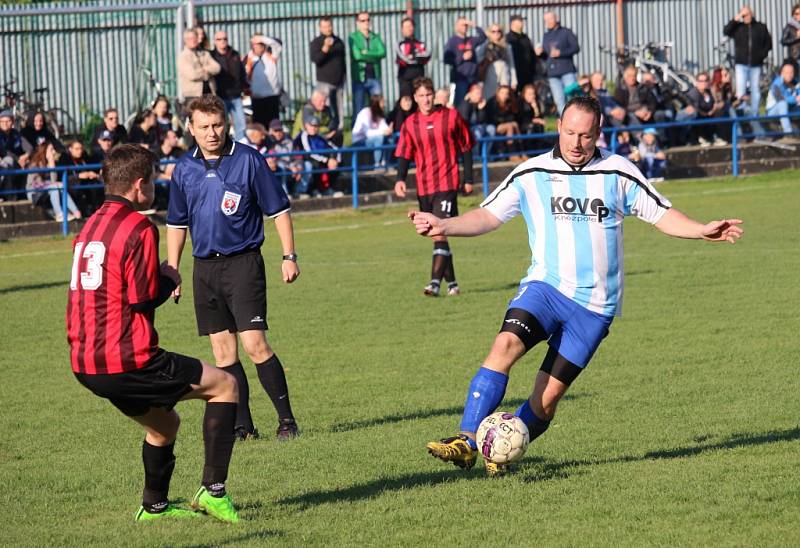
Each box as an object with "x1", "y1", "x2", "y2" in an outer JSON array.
[
  {"x1": 723, "y1": 6, "x2": 772, "y2": 120},
  {"x1": 212, "y1": 30, "x2": 248, "y2": 141},
  {"x1": 396, "y1": 17, "x2": 432, "y2": 97},
  {"x1": 781, "y1": 4, "x2": 800, "y2": 64},
  {"x1": 310, "y1": 17, "x2": 346, "y2": 130},
  {"x1": 613, "y1": 65, "x2": 660, "y2": 125},
  {"x1": 505, "y1": 14, "x2": 536, "y2": 90}
]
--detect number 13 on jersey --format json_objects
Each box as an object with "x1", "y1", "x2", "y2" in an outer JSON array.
[{"x1": 70, "y1": 241, "x2": 106, "y2": 291}]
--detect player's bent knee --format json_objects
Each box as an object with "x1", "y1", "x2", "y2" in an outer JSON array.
[
  {"x1": 491, "y1": 331, "x2": 527, "y2": 359},
  {"x1": 499, "y1": 308, "x2": 548, "y2": 352}
]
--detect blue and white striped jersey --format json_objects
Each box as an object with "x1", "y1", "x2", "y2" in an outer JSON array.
[{"x1": 481, "y1": 147, "x2": 671, "y2": 316}]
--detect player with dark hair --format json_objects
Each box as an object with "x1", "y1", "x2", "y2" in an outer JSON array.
[
  {"x1": 394, "y1": 77, "x2": 474, "y2": 296},
  {"x1": 67, "y1": 144, "x2": 240, "y2": 522},
  {"x1": 414, "y1": 96, "x2": 744, "y2": 475},
  {"x1": 166, "y1": 94, "x2": 301, "y2": 441}
]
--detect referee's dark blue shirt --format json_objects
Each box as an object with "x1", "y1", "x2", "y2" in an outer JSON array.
[{"x1": 167, "y1": 139, "x2": 290, "y2": 258}]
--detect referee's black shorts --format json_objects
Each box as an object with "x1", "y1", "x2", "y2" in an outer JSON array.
[
  {"x1": 74, "y1": 349, "x2": 203, "y2": 417},
  {"x1": 418, "y1": 190, "x2": 459, "y2": 219},
  {"x1": 192, "y1": 249, "x2": 268, "y2": 336}
]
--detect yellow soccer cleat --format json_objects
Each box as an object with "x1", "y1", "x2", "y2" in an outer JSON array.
[
  {"x1": 426, "y1": 434, "x2": 477, "y2": 470},
  {"x1": 483, "y1": 461, "x2": 509, "y2": 477}
]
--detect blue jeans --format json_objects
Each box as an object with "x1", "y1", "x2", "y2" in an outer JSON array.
[
  {"x1": 641, "y1": 157, "x2": 666, "y2": 180},
  {"x1": 735, "y1": 64, "x2": 765, "y2": 136},
  {"x1": 223, "y1": 97, "x2": 246, "y2": 141},
  {"x1": 351, "y1": 78, "x2": 382, "y2": 125},
  {"x1": 548, "y1": 72, "x2": 577, "y2": 117},
  {"x1": 766, "y1": 100, "x2": 797, "y2": 134},
  {"x1": 354, "y1": 136, "x2": 385, "y2": 166},
  {"x1": 472, "y1": 124, "x2": 496, "y2": 158}
]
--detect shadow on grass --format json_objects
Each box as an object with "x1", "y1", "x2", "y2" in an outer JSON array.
[
  {"x1": 0, "y1": 280, "x2": 66, "y2": 295},
  {"x1": 181, "y1": 529, "x2": 284, "y2": 547},
  {"x1": 466, "y1": 282, "x2": 521, "y2": 295},
  {"x1": 330, "y1": 394, "x2": 589, "y2": 433}
]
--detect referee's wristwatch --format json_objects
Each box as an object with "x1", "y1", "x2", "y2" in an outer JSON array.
[{"x1": 282, "y1": 253, "x2": 298, "y2": 262}]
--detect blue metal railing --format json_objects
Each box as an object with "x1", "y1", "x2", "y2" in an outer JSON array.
[{"x1": 2, "y1": 111, "x2": 799, "y2": 236}]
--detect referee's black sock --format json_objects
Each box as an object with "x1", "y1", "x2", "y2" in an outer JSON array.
[
  {"x1": 432, "y1": 241, "x2": 450, "y2": 283},
  {"x1": 256, "y1": 354, "x2": 295, "y2": 422},
  {"x1": 142, "y1": 440, "x2": 175, "y2": 512},
  {"x1": 201, "y1": 402, "x2": 236, "y2": 497},
  {"x1": 219, "y1": 361, "x2": 255, "y2": 433}
]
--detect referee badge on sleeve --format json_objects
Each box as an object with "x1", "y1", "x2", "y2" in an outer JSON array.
[{"x1": 221, "y1": 191, "x2": 242, "y2": 216}]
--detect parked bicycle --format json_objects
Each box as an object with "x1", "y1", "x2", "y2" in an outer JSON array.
[
  {"x1": 601, "y1": 41, "x2": 695, "y2": 100},
  {"x1": 2, "y1": 77, "x2": 77, "y2": 138}
]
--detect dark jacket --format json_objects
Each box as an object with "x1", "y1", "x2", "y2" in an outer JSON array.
[
  {"x1": 21, "y1": 126, "x2": 63, "y2": 152},
  {"x1": 540, "y1": 25, "x2": 580, "y2": 77},
  {"x1": 684, "y1": 87, "x2": 715, "y2": 117},
  {"x1": 396, "y1": 36, "x2": 432, "y2": 92},
  {"x1": 613, "y1": 84, "x2": 658, "y2": 114},
  {"x1": 91, "y1": 124, "x2": 127, "y2": 155},
  {"x1": 723, "y1": 19, "x2": 772, "y2": 67},
  {"x1": 310, "y1": 34, "x2": 346, "y2": 86},
  {"x1": 388, "y1": 100, "x2": 416, "y2": 131},
  {"x1": 781, "y1": 22, "x2": 800, "y2": 60},
  {"x1": 444, "y1": 29, "x2": 488, "y2": 84},
  {"x1": 0, "y1": 128, "x2": 28, "y2": 158},
  {"x1": 457, "y1": 100, "x2": 489, "y2": 126},
  {"x1": 506, "y1": 30, "x2": 536, "y2": 87},
  {"x1": 211, "y1": 48, "x2": 248, "y2": 99},
  {"x1": 485, "y1": 96, "x2": 518, "y2": 125}
]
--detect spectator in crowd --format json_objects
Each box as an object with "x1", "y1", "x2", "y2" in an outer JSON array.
[
  {"x1": 310, "y1": 17, "x2": 346, "y2": 130},
  {"x1": 506, "y1": 14, "x2": 536, "y2": 90},
  {"x1": 265, "y1": 119, "x2": 302, "y2": 195},
  {"x1": 26, "y1": 142, "x2": 81, "y2": 221},
  {"x1": 90, "y1": 130, "x2": 114, "y2": 163},
  {"x1": 457, "y1": 83, "x2": 495, "y2": 155},
  {"x1": 781, "y1": 4, "x2": 800, "y2": 64},
  {"x1": 292, "y1": 89, "x2": 341, "y2": 145},
  {"x1": 444, "y1": 17, "x2": 487, "y2": 106},
  {"x1": 128, "y1": 109, "x2": 158, "y2": 151},
  {"x1": 0, "y1": 110, "x2": 30, "y2": 200},
  {"x1": 636, "y1": 128, "x2": 667, "y2": 182},
  {"x1": 712, "y1": 67, "x2": 737, "y2": 141},
  {"x1": 435, "y1": 87, "x2": 452, "y2": 107},
  {"x1": 614, "y1": 65, "x2": 659, "y2": 125},
  {"x1": 156, "y1": 129, "x2": 182, "y2": 181},
  {"x1": 349, "y1": 11, "x2": 387, "y2": 121},
  {"x1": 615, "y1": 130, "x2": 635, "y2": 157},
  {"x1": 58, "y1": 139, "x2": 101, "y2": 215},
  {"x1": 91, "y1": 108, "x2": 127, "y2": 156},
  {"x1": 388, "y1": 94, "x2": 416, "y2": 131},
  {"x1": 485, "y1": 85, "x2": 521, "y2": 158},
  {"x1": 590, "y1": 71, "x2": 627, "y2": 127},
  {"x1": 640, "y1": 72, "x2": 675, "y2": 123},
  {"x1": 21, "y1": 112, "x2": 63, "y2": 151},
  {"x1": 194, "y1": 25, "x2": 211, "y2": 51},
  {"x1": 246, "y1": 34, "x2": 284, "y2": 127},
  {"x1": 152, "y1": 96, "x2": 178, "y2": 141},
  {"x1": 676, "y1": 72, "x2": 727, "y2": 146},
  {"x1": 535, "y1": 11, "x2": 580, "y2": 116},
  {"x1": 478, "y1": 23, "x2": 517, "y2": 99},
  {"x1": 352, "y1": 94, "x2": 392, "y2": 168},
  {"x1": 293, "y1": 116, "x2": 341, "y2": 198},
  {"x1": 723, "y1": 6, "x2": 772, "y2": 122},
  {"x1": 177, "y1": 28, "x2": 220, "y2": 104},
  {"x1": 396, "y1": 17, "x2": 432, "y2": 97},
  {"x1": 239, "y1": 122, "x2": 268, "y2": 154},
  {"x1": 518, "y1": 84, "x2": 546, "y2": 135},
  {"x1": 766, "y1": 61, "x2": 800, "y2": 137},
  {"x1": 211, "y1": 30, "x2": 248, "y2": 141}
]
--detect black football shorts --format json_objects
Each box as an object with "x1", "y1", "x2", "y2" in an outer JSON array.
[
  {"x1": 192, "y1": 250, "x2": 268, "y2": 336},
  {"x1": 418, "y1": 190, "x2": 459, "y2": 219},
  {"x1": 74, "y1": 349, "x2": 203, "y2": 417}
]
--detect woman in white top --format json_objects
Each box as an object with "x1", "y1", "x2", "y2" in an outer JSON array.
[
  {"x1": 246, "y1": 34, "x2": 283, "y2": 126},
  {"x1": 26, "y1": 142, "x2": 82, "y2": 222},
  {"x1": 352, "y1": 94, "x2": 392, "y2": 167}
]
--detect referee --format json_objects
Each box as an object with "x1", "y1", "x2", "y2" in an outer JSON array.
[{"x1": 167, "y1": 95, "x2": 301, "y2": 441}]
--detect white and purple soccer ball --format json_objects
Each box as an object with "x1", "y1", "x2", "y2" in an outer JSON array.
[{"x1": 476, "y1": 412, "x2": 530, "y2": 464}]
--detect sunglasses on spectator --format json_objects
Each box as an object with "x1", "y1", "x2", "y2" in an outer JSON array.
[
  {"x1": 215, "y1": 37, "x2": 228, "y2": 41},
  {"x1": 490, "y1": 29, "x2": 501, "y2": 33}
]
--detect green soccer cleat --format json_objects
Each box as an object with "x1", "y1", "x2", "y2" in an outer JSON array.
[
  {"x1": 134, "y1": 504, "x2": 200, "y2": 522},
  {"x1": 191, "y1": 486, "x2": 240, "y2": 523},
  {"x1": 426, "y1": 434, "x2": 477, "y2": 470},
  {"x1": 484, "y1": 461, "x2": 509, "y2": 477}
]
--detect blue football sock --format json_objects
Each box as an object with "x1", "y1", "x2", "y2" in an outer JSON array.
[
  {"x1": 515, "y1": 399, "x2": 551, "y2": 441},
  {"x1": 459, "y1": 367, "x2": 509, "y2": 448}
]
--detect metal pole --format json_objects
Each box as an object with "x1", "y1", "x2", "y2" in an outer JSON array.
[
  {"x1": 351, "y1": 150, "x2": 359, "y2": 209},
  {"x1": 176, "y1": 5, "x2": 185, "y2": 101},
  {"x1": 476, "y1": 0, "x2": 484, "y2": 28},
  {"x1": 610, "y1": 129, "x2": 619, "y2": 154},
  {"x1": 481, "y1": 139, "x2": 489, "y2": 197},
  {"x1": 732, "y1": 120, "x2": 739, "y2": 177},
  {"x1": 616, "y1": 0, "x2": 625, "y2": 48},
  {"x1": 61, "y1": 170, "x2": 69, "y2": 236},
  {"x1": 185, "y1": 0, "x2": 195, "y2": 28}
]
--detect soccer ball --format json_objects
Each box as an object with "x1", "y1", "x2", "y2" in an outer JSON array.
[{"x1": 476, "y1": 412, "x2": 530, "y2": 464}]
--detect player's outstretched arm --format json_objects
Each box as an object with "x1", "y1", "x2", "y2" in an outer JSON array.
[
  {"x1": 273, "y1": 212, "x2": 300, "y2": 283},
  {"x1": 408, "y1": 208, "x2": 502, "y2": 238},
  {"x1": 166, "y1": 227, "x2": 188, "y2": 300},
  {"x1": 654, "y1": 208, "x2": 744, "y2": 243}
]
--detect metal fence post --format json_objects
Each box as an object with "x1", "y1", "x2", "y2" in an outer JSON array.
[
  {"x1": 61, "y1": 170, "x2": 69, "y2": 236},
  {"x1": 351, "y1": 149, "x2": 359, "y2": 209},
  {"x1": 731, "y1": 120, "x2": 739, "y2": 177},
  {"x1": 610, "y1": 129, "x2": 619, "y2": 154},
  {"x1": 481, "y1": 139, "x2": 489, "y2": 197}
]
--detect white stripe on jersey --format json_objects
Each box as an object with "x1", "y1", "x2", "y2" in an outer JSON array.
[{"x1": 481, "y1": 148, "x2": 671, "y2": 316}]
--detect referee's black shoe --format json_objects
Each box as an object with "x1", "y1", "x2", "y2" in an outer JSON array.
[
  {"x1": 276, "y1": 418, "x2": 300, "y2": 441},
  {"x1": 234, "y1": 426, "x2": 261, "y2": 441}
]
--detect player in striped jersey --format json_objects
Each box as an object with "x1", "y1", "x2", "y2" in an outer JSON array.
[
  {"x1": 67, "y1": 145, "x2": 240, "y2": 522},
  {"x1": 414, "y1": 97, "x2": 744, "y2": 475},
  {"x1": 394, "y1": 77, "x2": 474, "y2": 296}
]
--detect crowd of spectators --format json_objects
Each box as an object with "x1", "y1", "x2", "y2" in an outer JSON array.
[{"x1": 3, "y1": 4, "x2": 800, "y2": 215}]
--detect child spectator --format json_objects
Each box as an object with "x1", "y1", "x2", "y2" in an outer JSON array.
[
  {"x1": 265, "y1": 119, "x2": 302, "y2": 195},
  {"x1": 292, "y1": 116, "x2": 341, "y2": 198},
  {"x1": 637, "y1": 128, "x2": 667, "y2": 182}
]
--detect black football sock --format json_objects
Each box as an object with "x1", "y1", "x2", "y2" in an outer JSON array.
[
  {"x1": 219, "y1": 362, "x2": 254, "y2": 432},
  {"x1": 256, "y1": 354, "x2": 295, "y2": 421},
  {"x1": 442, "y1": 246, "x2": 456, "y2": 285},
  {"x1": 201, "y1": 402, "x2": 236, "y2": 497},
  {"x1": 142, "y1": 441, "x2": 175, "y2": 512},
  {"x1": 432, "y1": 241, "x2": 450, "y2": 283}
]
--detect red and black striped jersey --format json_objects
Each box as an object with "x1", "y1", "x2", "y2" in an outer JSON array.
[
  {"x1": 67, "y1": 196, "x2": 161, "y2": 374},
  {"x1": 394, "y1": 106, "x2": 473, "y2": 196}
]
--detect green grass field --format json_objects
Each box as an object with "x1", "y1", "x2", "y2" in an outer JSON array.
[{"x1": 1, "y1": 170, "x2": 798, "y2": 546}]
